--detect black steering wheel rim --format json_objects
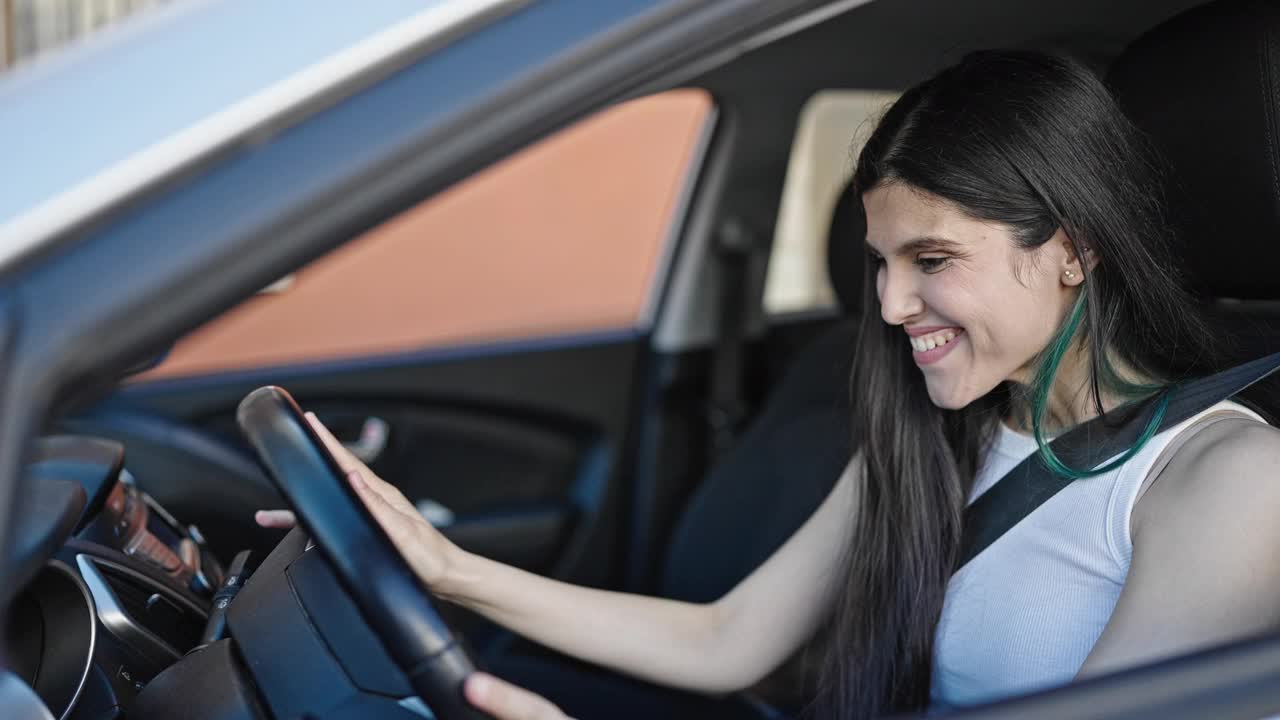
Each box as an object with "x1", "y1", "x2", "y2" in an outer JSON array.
[{"x1": 237, "y1": 385, "x2": 488, "y2": 719}]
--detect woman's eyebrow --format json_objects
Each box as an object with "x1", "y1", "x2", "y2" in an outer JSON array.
[
  {"x1": 866, "y1": 236, "x2": 964, "y2": 256},
  {"x1": 899, "y1": 236, "x2": 963, "y2": 254}
]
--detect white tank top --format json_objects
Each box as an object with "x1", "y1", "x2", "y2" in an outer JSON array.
[{"x1": 929, "y1": 399, "x2": 1265, "y2": 711}]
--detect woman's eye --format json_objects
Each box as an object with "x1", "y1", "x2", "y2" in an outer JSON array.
[{"x1": 915, "y1": 256, "x2": 950, "y2": 273}]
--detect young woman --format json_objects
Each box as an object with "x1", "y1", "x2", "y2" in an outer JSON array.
[{"x1": 258, "y1": 51, "x2": 1280, "y2": 719}]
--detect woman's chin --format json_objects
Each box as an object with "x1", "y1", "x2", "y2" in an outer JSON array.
[{"x1": 923, "y1": 380, "x2": 979, "y2": 410}]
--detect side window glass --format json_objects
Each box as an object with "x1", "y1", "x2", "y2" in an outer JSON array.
[
  {"x1": 140, "y1": 90, "x2": 713, "y2": 380},
  {"x1": 764, "y1": 89, "x2": 899, "y2": 316}
]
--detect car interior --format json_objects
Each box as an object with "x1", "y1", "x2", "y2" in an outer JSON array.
[{"x1": 7, "y1": 0, "x2": 1280, "y2": 718}]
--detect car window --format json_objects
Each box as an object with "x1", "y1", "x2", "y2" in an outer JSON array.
[
  {"x1": 138, "y1": 89, "x2": 713, "y2": 380},
  {"x1": 764, "y1": 89, "x2": 899, "y2": 316}
]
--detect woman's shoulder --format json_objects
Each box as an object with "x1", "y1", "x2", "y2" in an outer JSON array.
[
  {"x1": 1131, "y1": 411, "x2": 1280, "y2": 541},
  {"x1": 1081, "y1": 412, "x2": 1280, "y2": 680}
]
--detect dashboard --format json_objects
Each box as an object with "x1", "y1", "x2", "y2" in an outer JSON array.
[
  {"x1": 6, "y1": 434, "x2": 431, "y2": 720},
  {"x1": 7, "y1": 435, "x2": 220, "y2": 720}
]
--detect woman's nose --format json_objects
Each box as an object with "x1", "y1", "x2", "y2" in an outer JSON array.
[{"x1": 878, "y1": 265, "x2": 924, "y2": 325}]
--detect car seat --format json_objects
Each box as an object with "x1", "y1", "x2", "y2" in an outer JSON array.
[
  {"x1": 660, "y1": 179, "x2": 861, "y2": 607},
  {"x1": 488, "y1": 184, "x2": 864, "y2": 720}
]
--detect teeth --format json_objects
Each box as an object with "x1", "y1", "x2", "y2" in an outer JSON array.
[{"x1": 910, "y1": 330, "x2": 958, "y2": 352}]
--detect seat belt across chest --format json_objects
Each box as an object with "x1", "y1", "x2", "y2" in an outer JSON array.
[{"x1": 956, "y1": 351, "x2": 1280, "y2": 572}]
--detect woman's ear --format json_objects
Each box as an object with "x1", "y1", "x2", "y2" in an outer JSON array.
[{"x1": 1058, "y1": 234, "x2": 1094, "y2": 287}]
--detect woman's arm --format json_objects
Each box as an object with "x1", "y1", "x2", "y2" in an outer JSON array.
[
  {"x1": 308, "y1": 413, "x2": 859, "y2": 694},
  {"x1": 1077, "y1": 419, "x2": 1280, "y2": 677},
  {"x1": 447, "y1": 459, "x2": 859, "y2": 694}
]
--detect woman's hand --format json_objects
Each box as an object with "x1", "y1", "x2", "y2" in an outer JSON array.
[
  {"x1": 253, "y1": 419, "x2": 577, "y2": 717},
  {"x1": 464, "y1": 673, "x2": 574, "y2": 720},
  {"x1": 254, "y1": 412, "x2": 464, "y2": 594}
]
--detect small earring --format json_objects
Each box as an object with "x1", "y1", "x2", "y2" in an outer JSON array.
[{"x1": 1065, "y1": 270, "x2": 1076, "y2": 280}]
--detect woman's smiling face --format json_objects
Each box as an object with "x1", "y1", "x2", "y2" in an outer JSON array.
[{"x1": 864, "y1": 182, "x2": 1083, "y2": 409}]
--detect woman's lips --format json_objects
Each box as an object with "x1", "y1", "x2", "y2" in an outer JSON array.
[{"x1": 911, "y1": 329, "x2": 964, "y2": 365}]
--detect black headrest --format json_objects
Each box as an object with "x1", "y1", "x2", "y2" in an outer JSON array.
[
  {"x1": 826, "y1": 180, "x2": 865, "y2": 312},
  {"x1": 1108, "y1": 0, "x2": 1280, "y2": 300}
]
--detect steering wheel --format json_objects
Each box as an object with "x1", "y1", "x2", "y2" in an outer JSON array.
[{"x1": 237, "y1": 386, "x2": 490, "y2": 720}]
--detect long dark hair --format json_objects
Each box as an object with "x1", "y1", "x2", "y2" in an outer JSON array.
[{"x1": 817, "y1": 51, "x2": 1220, "y2": 718}]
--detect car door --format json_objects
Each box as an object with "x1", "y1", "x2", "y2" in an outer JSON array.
[{"x1": 63, "y1": 90, "x2": 716, "y2": 622}]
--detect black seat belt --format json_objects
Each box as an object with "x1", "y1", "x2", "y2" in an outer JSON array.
[
  {"x1": 707, "y1": 217, "x2": 762, "y2": 460},
  {"x1": 957, "y1": 350, "x2": 1280, "y2": 572}
]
